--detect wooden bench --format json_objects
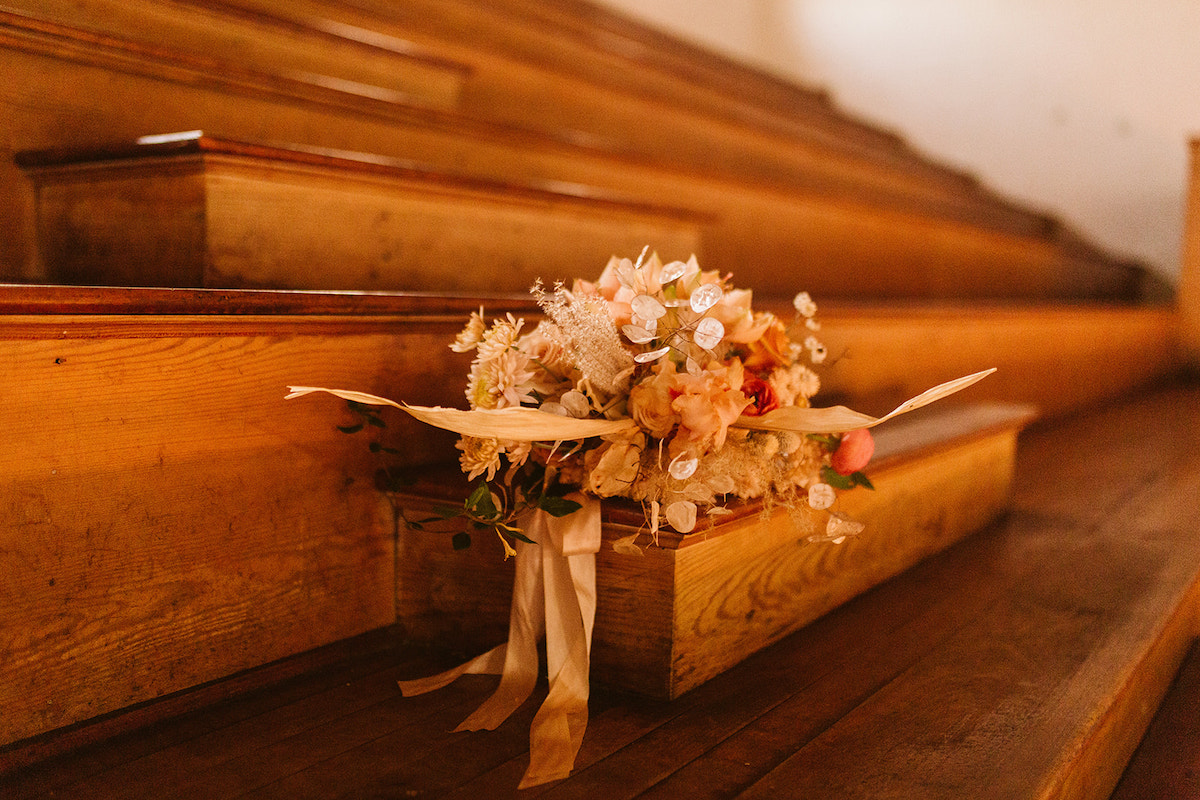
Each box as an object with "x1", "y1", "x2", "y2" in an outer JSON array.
[
  {"x1": 1, "y1": 0, "x2": 1146, "y2": 300},
  {"x1": 0, "y1": 283, "x2": 1180, "y2": 757},
  {"x1": 2, "y1": 379, "x2": 1197, "y2": 798}
]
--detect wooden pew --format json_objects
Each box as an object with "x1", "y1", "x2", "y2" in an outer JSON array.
[
  {"x1": 0, "y1": 0, "x2": 1145, "y2": 300},
  {"x1": 16, "y1": 133, "x2": 704, "y2": 290},
  {"x1": 0, "y1": 283, "x2": 1180, "y2": 758}
]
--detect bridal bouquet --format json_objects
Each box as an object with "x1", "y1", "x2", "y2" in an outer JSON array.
[
  {"x1": 446, "y1": 250, "x2": 872, "y2": 550},
  {"x1": 286, "y1": 251, "x2": 992, "y2": 788},
  {"x1": 289, "y1": 250, "x2": 990, "y2": 556}
]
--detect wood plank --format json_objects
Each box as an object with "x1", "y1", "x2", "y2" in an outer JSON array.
[
  {"x1": 2, "y1": 0, "x2": 469, "y2": 111},
  {"x1": 0, "y1": 627, "x2": 411, "y2": 788},
  {"x1": 0, "y1": 287, "x2": 1179, "y2": 751},
  {"x1": 816, "y1": 303, "x2": 1180, "y2": 419},
  {"x1": 1111, "y1": 639, "x2": 1200, "y2": 799},
  {"x1": 0, "y1": 310, "x2": 474, "y2": 746},
  {"x1": 21, "y1": 134, "x2": 704, "y2": 290},
  {"x1": 1, "y1": 382, "x2": 1197, "y2": 799},
  {"x1": 0, "y1": 1, "x2": 1144, "y2": 299}
]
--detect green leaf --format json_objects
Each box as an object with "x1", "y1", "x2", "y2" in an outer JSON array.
[
  {"x1": 407, "y1": 521, "x2": 425, "y2": 531},
  {"x1": 431, "y1": 505, "x2": 463, "y2": 519},
  {"x1": 467, "y1": 482, "x2": 497, "y2": 518},
  {"x1": 850, "y1": 471, "x2": 875, "y2": 490},
  {"x1": 538, "y1": 495, "x2": 582, "y2": 517},
  {"x1": 337, "y1": 423, "x2": 365, "y2": 434},
  {"x1": 820, "y1": 465, "x2": 856, "y2": 490},
  {"x1": 820, "y1": 465, "x2": 874, "y2": 491},
  {"x1": 466, "y1": 482, "x2": 490, "y2": 508},
  {"x1": 511, "y1": 530, "x2": 537, "y2": 545},
  {"x1": 366, "y1": 415, "x2": 386, "y2": 429},
  {"x1": 452, "y1": 532, "x2": 472, "y2": 550}
]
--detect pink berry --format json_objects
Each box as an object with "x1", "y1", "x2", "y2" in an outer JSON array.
[{"x1": 831, "y1": 428, "x2": 875, "y2": 475}]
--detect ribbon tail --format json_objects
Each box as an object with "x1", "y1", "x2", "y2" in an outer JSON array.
[
  {"x1": 456, "y1": 533, "x2": 546, "y2": 732},
  {"x1": 519, "y1": 498, "x2": 600, "y2": 789},
  {"x1": 397, "y1": 643, "x2": 507, "y2": 697}
]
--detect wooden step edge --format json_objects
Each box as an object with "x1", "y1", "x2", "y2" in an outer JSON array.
[
  {"x1": 0, "y1": 284, "x2": 1165, "y2": 318},
  {"x1": 0, "y1": 624, "x2": 411, "y2": 778},
  {"x1": 16, "y1": 132, "x2": 715, "y2": 225},
  {"x1": 1047, "y1": 569, "x2": 1200, "y2": 800},
  {"x1": 1110, "y1": 638, "x2": 1200, "y2": 799}
]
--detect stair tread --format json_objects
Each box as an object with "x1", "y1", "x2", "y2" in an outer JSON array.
[{"x1": 3, "y1": 380, "x2": 1197, "y2": 798}]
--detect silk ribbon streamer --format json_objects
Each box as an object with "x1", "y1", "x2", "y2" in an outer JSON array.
[
  {"x1": 397, "y1": 497, "x2": 601, "y2": 789},
  {"x1": 285, "y1": 368, "x2": 994, "y2": 440}
]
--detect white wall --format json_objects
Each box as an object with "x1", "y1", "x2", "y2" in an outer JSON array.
[{"x1": 595, "y1": 0, "x2": 1200, "y2": 283}]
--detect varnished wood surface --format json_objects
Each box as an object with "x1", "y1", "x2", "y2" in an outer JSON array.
[
  {"x1": 0, "y1": 0, "x2": 1143, "y2": 298},
  {"x1": 4, "y1": 380, "x2": 1199, "y2": 799},
  {"x1": 1111, "y1": 639, "x2": 1200, "y2": 799}
]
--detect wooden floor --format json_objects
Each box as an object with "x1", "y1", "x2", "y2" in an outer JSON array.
[{"x1": 4, "y1": 379, "x2": 1200, "y2": 799}]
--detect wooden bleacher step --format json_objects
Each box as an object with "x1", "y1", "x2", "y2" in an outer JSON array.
[
  {"x1": 1, "y1": 381, "x2": 1197, "y2": 798},
  {"x1": 16, "y1": 131, "x2": 704, "y2": 291},
  {"x1": 1111, "y1": 638, "x2": 1200, "y2": 799},
  {"x1": 0, "y1": 282, "x2": 1038, "y2": 765},
  {"x1": 14, "y1": 125, "x2": 1144, "y2": 301}
]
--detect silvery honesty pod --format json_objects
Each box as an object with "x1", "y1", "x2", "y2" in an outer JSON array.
[
  {"x1": 659, "y1": 260, "x2": 688, "y2": 284},
  {"x1": 825, "y1": 511, "x2": 864, "y2": 542},
  {"x1": 665, "y1": 500, "x2": 697, "y2": 533},
  {"x1": 668, "y1": 454, "x2": 699, "y2": 480},
  {"x1": 634, "y1": 345, "x2": 672, "y2": 364},
  {"x1": 622, "y1": 324, "x2": 657, "y2": 344},
  {"x1": 692, "y1": 316, "x2": 725, "y2": 350},
  {"x1": 807, "y1": 482, "x2": 836, "y2": 510},
  {"x1": 559, "y1": 390, "x2": 591, "y2": 418},
  {"x1": 631, "y1": 294, "x2": 667, "y2": 320},
  {"x1": 689, "y1": 283, "x2": 723, "y2": 314}
]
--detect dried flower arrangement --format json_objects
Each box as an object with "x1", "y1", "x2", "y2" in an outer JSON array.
[{"x1": 288, "y1": 249, "x2": 992, "y2": 556}]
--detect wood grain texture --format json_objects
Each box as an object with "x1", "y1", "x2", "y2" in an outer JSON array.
[
  {"x1": 1111, "y1": 639, "x2": 1200, "y2": 799},
  {"x1": 0, "y1": 0, "x2": 1144, "y2": 298},
  {"x1": 816, "y1": 303, "x2": 1180, "y2": 419},
  {"x1": 4, "y1": 382, "x2": 1198, "y2": 799},
  {"x1": 0, "y1": 311, "x2": 474, "y2": 746},
  {"x1": 25, "y1": 143, "x2": 703, "y2": 290}
]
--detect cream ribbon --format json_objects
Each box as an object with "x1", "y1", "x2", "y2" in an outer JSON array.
[{"x1": 397, "y1": 497, "x2": 601, "y2": 789}]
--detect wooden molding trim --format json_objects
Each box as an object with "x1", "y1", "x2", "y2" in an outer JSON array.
[{"x1": 16, "y1": 132, "x2": 713, "y2": 225}]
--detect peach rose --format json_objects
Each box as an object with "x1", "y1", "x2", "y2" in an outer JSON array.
[{"x1": 669, "y1": 359, "x2": 750, "y2": 457}]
